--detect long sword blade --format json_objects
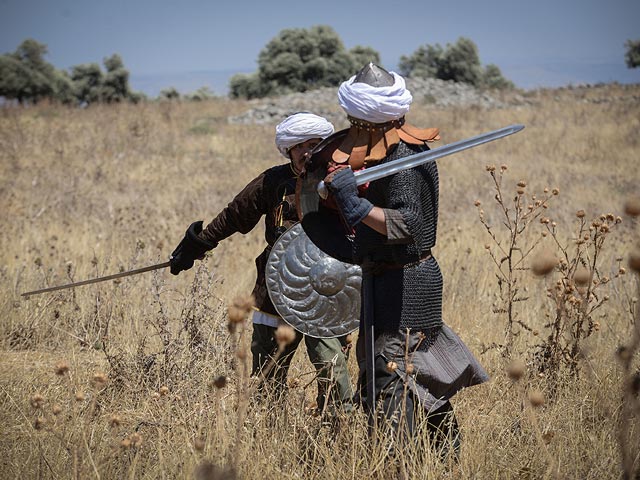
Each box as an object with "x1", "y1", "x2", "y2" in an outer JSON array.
[
  {"x1": 21, "y1": 261, "x2": 171, "y2": 298},
  {"x1": 318, "y1": 124, "x2": 524, "y2": 197}
]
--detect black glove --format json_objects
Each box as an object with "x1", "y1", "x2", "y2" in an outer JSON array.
[
  {"x1": 169, "y1": 221, "x2": 217, "y2": 275},
  {"x1": 324, "y1": 167, "x2": 373, "y2": 228}
]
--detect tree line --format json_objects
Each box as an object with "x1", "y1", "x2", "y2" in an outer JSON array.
[
  {"x1": 0, "y1": 39, "x2": 141, "y2": 105},
  {"x1": 3, "y1": 28, "x2": 639, "y2": 105},
  {"x1": 230, "y1": 28, "x2": 515, "y2": 99}
]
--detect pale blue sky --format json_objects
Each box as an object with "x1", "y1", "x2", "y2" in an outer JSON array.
[{"x1": 1, "y1": 0, "x2": 638, "y2": 94}]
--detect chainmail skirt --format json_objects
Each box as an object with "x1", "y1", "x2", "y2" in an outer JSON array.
[{"x1": 357, "y1": 325, "x2": 490, "y2": 412}]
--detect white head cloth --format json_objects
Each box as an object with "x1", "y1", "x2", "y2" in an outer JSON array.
[
  {"x1": 275, "y1": 112, "x2": 335, "y2": 157},
  {"x1": 338, "y1": 71, "x2": 413, "y2": 123}
]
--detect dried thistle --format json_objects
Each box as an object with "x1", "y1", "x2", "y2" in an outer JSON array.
[
  {"x1": 212, "y1": 376, "x2": 227, "y2": 389},
  {"x1": 528, "y1": 390, "x2": 545, "y2": 408},
  {"x1": 130, "y1": 432, "x2": 143, "y2": 448},
  {"x1": 92, "y1": 372, "x2": 108, "y2": 389},
  {"x1": 629, "y1": 249, "x2": 640, "y2": 273},
  {"x1": 573, "y1": 267, "x2": 590, "y2": 287},
  {"x1": 275, "y1": 325, "x2": 296, "y2": 349},
  {"x1": 109, "y1": 414, "x2": 121, "y2": 428},
  {"x1": 34, "y1": 417, "x2": 47, "y2": 430},
  {"x1": 531, "y1": 250, "x2": 557, "y2": 276},
  {"x1": 54, "y1": 361, "x2": 69, "y2": 376},
  {"x1": 623, "y1": 196, "x2": 640, "y2": 217},
  {"x1": 227, "y1": 306, "x2": 246, "y2": 324},
  {"x1": 30, "y1": 394, "x2": 45, "y2": 409},
  {"x1": 232, "y1": 295, "x2": 255, "y2": 312},
  {"x1": 477, "y1": 165, "x2": 559, "y2": 354},
  {"x1": 194, "y1": 437, "x2": 206, "y2": 451},
  {"x1": 506, "y1": 359, "x2": 526, "y2": 381}
]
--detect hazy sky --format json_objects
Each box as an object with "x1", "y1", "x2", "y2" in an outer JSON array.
[{"x1": 1, "y1": 0, "x2": 639, "y2": 93}]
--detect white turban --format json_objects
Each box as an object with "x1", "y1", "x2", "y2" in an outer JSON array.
[
  {"x1": 338, "y1": 71, "x2": 413, "y2": 123},
  {"x1": 275, "y1": 112, "x2": 335, "y2": 157}
]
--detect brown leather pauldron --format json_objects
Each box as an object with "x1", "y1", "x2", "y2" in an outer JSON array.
[{"x1": 331, "y1": 116, "x2": 441, "y2": 170}]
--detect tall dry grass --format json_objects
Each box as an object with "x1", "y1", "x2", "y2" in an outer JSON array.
[{"x1": 1, "y1": 84, "x2": 639, "y2": 479}]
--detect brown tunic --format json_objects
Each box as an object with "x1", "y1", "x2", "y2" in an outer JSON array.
[{"x1": 199, "y1": 164, "x2": 299, "y2": 315}]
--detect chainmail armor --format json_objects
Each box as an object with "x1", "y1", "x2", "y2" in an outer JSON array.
[{"x1": 355, "y1": 141, "x2": 443, "y2": 333}]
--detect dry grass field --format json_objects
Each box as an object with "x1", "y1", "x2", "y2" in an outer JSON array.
[{"x1": 1, "y1": 83, "x2": 639, "y2": 479}]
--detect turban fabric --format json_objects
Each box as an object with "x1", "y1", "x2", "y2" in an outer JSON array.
[
  {"x1": 338, "y1": 72, "x2": 413, "y2": 123},
  {"x1": 275, "y1": 113, "x2": 335, "y2": 157}
]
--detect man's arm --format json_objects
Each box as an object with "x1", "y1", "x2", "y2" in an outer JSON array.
[
  {"x1": 200, "y1": 171, "x2": 269, "y2": 245},
  {"x1": 325, "y1": 167, "x2": 424, "y2": 243},
  {"x1": 361, "y1": 207, "x2": 387, "y2": 235},
  {"x1": 170, "y1": 170, "x2": 270, "y2": 275}
]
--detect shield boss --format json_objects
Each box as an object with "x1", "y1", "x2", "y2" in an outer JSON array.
[{"x1": 266, "y1": 223, "x2": 361, "y2": 338}]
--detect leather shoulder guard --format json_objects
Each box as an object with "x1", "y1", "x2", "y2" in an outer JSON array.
[{"x1": 331, "y1": 116, "x2": 440, "y2": 170}]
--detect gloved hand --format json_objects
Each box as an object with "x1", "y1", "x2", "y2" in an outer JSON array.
[
  {"x1": 169, "y1": 221, "x2": 217, "y2": 275},
  {"x1": 324, "y1": 167, "x2": 373, "y2": 228}
]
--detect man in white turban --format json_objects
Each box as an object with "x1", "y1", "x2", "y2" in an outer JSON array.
[
  {"x1": 322, "y1": 64, "x2": 489, "y2": 457},
  {"x1": 170, "y1": 112, "x2": 353, "y2": 412}
]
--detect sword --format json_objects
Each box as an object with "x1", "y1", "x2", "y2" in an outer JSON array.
[
  {"x1": 317, "y1": 124, "x2": 524, "y2": 198},
  {"x1": 21, "y1": 261, "x2": 171, "y2": 298}
]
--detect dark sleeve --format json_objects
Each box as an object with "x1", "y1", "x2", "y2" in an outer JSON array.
[{"x1": 200, "y1": 171, "x2": 270, "y2": 245}]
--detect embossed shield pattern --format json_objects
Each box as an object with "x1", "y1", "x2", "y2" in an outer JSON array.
[{"x1": 266, "y1": 223, "x2": 361, "y2": 338}]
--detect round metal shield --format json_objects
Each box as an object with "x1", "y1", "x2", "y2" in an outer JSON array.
[{"x1": 266, "y1": 223, "x2": 361, "y2": 338}]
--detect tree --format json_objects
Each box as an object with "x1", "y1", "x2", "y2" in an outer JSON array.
[
  {"x1": 399, "y1": 37, "x2": 513, "y2": 89},
  {"x1": 51, "y1": 69, "x2": 75, "y2": 104},
  {"x1": 440, "y1": 37, "x2": 482, "y2": 85},
  {"x1": 159, "y1": 87, "x2": 180, "y2": 100},
  {"x1": 0, "y1": 55, "x2": 33, "y2": 102},
  {"x1": 349, "y1": 46, "x2": 381, "y2": 69},
  {"x1": 1, "y1": 38, "x2": 140, "y2": 104},
  {"x1": 229, "y1": 72, "x2": 268, "y2": 99},
  {"x1": 70, "y1": 63, "x2": 104, "y2": 104},
  {"x1": 0, "y1": 38, "x2": 58, "y2": 103},
  {"x1": 482, "y1": 64, "x2": 514, "y2": 90},
  {"x1": 399, "y1": 44, "x2": 444, "y2": 79},
  {"x1": 229, "y1": 25, "x2": 380, "y2": 98},
  {"x1": 100, "y1": 54, "x2": 132, "y2": 102},
  {"x1": 69, "y1": 54, "x2": 138, "y2": 105},
  {"x1": 625, "y1": 39, "x2": 640, "y2": 69},
  {"x1": 187, "y1": 86, "x2": 215, "y2": 101}
]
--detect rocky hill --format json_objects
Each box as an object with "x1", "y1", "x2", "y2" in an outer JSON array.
[{"x1": 228, "y1": 77, "x2": 530, "y2": 126}]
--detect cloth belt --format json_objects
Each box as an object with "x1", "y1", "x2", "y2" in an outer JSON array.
[{"x1": 365, "y1": 249, "x2": 432, "y2": 276}]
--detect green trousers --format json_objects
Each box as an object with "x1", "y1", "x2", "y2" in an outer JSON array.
[{"x1": 251, "y1": 322, "x2": 353, "y2": 412}]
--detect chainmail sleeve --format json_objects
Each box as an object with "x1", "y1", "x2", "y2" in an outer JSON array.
[
  {"x1": 354, "y1": 142, "x2": 439, "y2": 264},
  {"x1": 355, "y1": 141, "x2": 443, "y2": 332}
]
